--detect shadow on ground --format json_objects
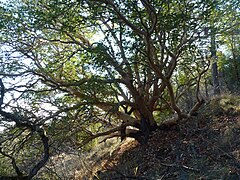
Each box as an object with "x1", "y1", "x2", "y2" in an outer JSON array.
[{"x1": 90, "y1": 95, "x2": 240, "y2": 180}]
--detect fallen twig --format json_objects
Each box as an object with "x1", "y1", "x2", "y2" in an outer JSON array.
[
  {"x1": 196, "y1": 134, "x2": 240, "y2": 168},
  {"x1": 160, "y1": 162, "x2": 200, "y2": 172}
]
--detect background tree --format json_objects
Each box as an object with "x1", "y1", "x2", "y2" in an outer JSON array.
[{"x1": 217, "y1": 1, "x2": 240, "y2": 91}]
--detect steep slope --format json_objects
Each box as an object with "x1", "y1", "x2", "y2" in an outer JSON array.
[{"x1": 91, "y1": 95, "x2": 240, "y2": 180}]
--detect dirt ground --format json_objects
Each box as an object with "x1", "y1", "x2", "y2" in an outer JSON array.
[{"x1": 90, "y1": 96, "x2": 240, "y2": 180}]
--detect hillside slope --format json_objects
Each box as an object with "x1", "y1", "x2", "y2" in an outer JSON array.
[{"x1": 89, "y1": 95, "x2": 240, "y2": 180}]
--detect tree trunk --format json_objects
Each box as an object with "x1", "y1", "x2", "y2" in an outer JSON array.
[
  {"x1": 230, "y1": 34, "x2": 240, "y2": 89},
  {"x1": 204, "y1": 76, "x2": 209, "y2": 98},
  {"x1": 211, "y1": 27, "x2": 220, "y2": 95}
]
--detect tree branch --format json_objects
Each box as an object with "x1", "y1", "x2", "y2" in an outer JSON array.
[
  {"x1": 92, "y1": 0, "x2": 145, "y2": 36},
  {"x1": 0, "y1": 80, "x2": 50, "y2": 179}
]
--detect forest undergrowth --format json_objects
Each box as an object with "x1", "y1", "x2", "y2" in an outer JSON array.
[{"x1": 81, "y1": 94, "x2": 240, "y2": 180}]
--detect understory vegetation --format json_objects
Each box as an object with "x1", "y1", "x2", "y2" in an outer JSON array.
[
  {"x1": 91, "y1": 94, "x2": 240, "y2": 180},
  {"x1": 0, "y1": 0, "x2": 239, "y2": 179}
]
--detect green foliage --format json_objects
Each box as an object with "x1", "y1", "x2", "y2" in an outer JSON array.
[
  {"x1": 0, "y1": 0, "x2": 239, "y2": 178},
  {"x1": 0, "y1": 156, "x2": 15, "y2": 176},
  {"x1": 210, "y1": 94, "x2": 240, "y2": 115}
]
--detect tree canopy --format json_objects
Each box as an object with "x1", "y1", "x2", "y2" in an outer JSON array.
[{"x1": 0, "y1": 0, "x2": 239, "y2": 178}]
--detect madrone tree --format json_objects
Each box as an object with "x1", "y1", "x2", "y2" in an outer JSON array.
[{"x1": 0, "y1": 0, "x2": 236, "y2": 178}]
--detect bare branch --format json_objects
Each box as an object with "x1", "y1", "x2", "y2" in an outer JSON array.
[{"x1": 0, "y1": 79, "x2": 4, "y2": 107}]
